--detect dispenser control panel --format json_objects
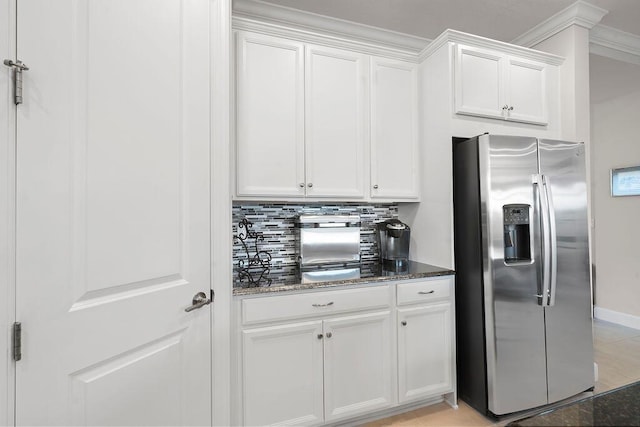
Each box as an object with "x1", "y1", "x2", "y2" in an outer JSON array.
[{"x1": 503, "y1": 206, "x2": 530, "y2": 225}]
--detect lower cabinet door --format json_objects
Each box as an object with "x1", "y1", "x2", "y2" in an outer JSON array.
[
  {"x1": 323, "y1": 311, "x2": 393, "y2": 421},
  {"x1": 398, "y1": 303, "x2": 453, "y2": 402},
  {"x1": 242, "y1": 321, "x2": 324, "y2": 426}
]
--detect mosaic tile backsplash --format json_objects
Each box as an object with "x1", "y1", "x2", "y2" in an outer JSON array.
[{"x1": 232, "y1": 203, "x2": 399, "y2": 287}]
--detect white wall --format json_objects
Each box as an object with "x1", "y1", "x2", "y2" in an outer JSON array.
[
  {"x1": 590, "y1": 54, "x2": 640, "y2": 326},
  {"x1": 534, "y1": 26, "x2": 592, "y2": 145}
]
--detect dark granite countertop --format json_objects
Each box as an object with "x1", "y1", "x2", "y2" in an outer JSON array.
[
  {"x1": 233, "y1": 261, "x2": 454, "y2": 296},
  {"x1": 508, "y1": 381, "x2": 640, "y2": 426}
]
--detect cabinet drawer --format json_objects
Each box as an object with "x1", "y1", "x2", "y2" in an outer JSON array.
[
  {"x1": 396, "y1": 277, "x2": 452, "y2": 306},
  {"x1": 242, "y1": 285, "x2": 390, "y2": 325}
]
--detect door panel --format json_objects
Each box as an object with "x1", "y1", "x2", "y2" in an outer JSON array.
[
  {"x1": 398, "y1": 303, "x2": 452, "y2": 402},
  {"x1": 235, "y1": 31, "x2": 305, "y2": 197},
  {"x1": 305, "y1": 44, "x2": 366, "y2": 198},
  {"x1": 506, "y1": 59, "x2": 547, "y2": 125},
  {"x1": 479, "y1": 135, "x2": 548, "y2": 415},
  {"x1": 370, "y1": 57, "x2": 419, "y2": 199},
  {"x1": 242, "y1": 321, "x2": 324, "y2": 426},
  {"x1": 323, "y1": 311, "x2": 392, "y2": 421},
  {"x1": 15, "y1": 1, "x2": 211, "y2": 425},
  {"x1": 454, "y1": 45, "x2": 504, "y2": 119},
  {"x1": 538, "y1": 139, "x2": 594, "y2": 403},
  {"x1": 69, "y1": 331, "x2": 185, "y2": 426}
]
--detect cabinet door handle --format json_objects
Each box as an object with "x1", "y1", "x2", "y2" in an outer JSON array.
[
  {"x1": 312, "y1": 301, "x2": 334, "y2": 307},
  {"x1": 418, "y1": 290, "x2": 435, "y2": 295},
  {"x1": 401, "y1": 321, "x2": 407, "y2": 326},
  {"x1": 307, "y1": 183, "x2": 313, "y2": 188},
  {"x1": 299, "y1": 183, "x2": 305, "y2": 188},
  {"x1": 373, "y1": 184, "x2": 379, "y2": 189},
  {"x1": 326, "y1": 332, "x2": 332, "y2": 338},
  {"x1": 317, "y1": 334, "x2": 323, "y2": 339},
  {"x1": 502, "y1": 105, "x2": 509, "y2": 110},
  {"x1": 508, "y1": 106, "x2": 514, "y2": 111}
]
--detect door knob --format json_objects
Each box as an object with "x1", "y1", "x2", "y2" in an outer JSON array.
[{"x1": 185, "y1": 291, "x2": 211, "y2": 312}]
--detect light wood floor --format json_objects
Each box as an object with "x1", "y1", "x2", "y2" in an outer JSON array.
[{"x1": 364, "y1": 319, "x2": 640, "y2": 427}]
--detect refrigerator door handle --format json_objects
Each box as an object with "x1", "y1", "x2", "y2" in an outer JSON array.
[
  {"x1": 543, "y1": 175, "x2": 558, "y2": 307},
  {"x1": 534, "y1": 174, "x2": 552, "y2": 306}
]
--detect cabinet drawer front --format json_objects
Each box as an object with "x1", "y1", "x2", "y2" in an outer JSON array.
[
  {"x1": 396, "y1": 277, "x2": 452, "y2": 306},
  {"x1": 242, "y1": 285, "x2": 390, "y2": 325}
]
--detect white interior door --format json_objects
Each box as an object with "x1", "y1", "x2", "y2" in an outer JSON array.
[{"x1": 14, "y1": 1, "x2": 212, "y2": 425}]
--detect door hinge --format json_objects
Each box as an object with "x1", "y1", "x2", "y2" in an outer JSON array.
[
  {"x1": 3, "y1": 59, "x2": 29, "y2": 105},
  {"x1": 13, "y1": 322, "x2": 22, "y2": 361}
]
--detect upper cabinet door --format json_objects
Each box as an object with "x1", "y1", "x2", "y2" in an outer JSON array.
[
  {"x1": 505, "y1": 58, "x2": 548, "y2": 125},
  {"x1": 305, "y1": 44, "x2": 367, "y2": 198},
  {"x1": 236, "y1": 31, "x2": 305, "y2": 197},
  {"x1": 370, "y1": 57, "x2": 419, "y2": 200},
  {"x1": 454, "y1": 44, "x2": 550, "y2": 126},
  {"x1": 454, "y1": 45, "x2": 505, "y2": 120}
]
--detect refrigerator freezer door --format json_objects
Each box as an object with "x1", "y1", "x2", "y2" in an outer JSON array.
[
  {"x1": 538, "y1": 139, "x2": 594, "y2": 403},
  {"x1": 479, "y1": 135, "x2": 548, "y2": 415}
]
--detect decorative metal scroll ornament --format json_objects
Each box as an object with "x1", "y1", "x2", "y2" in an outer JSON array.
[{"x1": 233, "y1": 218, "x2": 272, "y2": 287}]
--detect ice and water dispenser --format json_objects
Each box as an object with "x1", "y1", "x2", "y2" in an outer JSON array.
[{"x1": 503, "y1": 204, "x2": 531, "y2": 263}]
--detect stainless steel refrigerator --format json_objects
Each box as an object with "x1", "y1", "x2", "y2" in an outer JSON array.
[{"x1": 453, "y1": 134, "x2": 594, "y2": 417}]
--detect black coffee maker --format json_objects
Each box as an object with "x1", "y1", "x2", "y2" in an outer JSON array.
[{"x1": 377, "y1": 219, "x2": 411, "y2": 271}]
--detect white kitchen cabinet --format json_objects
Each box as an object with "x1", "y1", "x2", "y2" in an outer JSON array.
[
  {"x1": 235, "y1": 33, "x2": 368, "y2": 199},
  {"x1": 237, "y1": 285, "x2": 393, "y2": 426},
  {"x1": 396, "y1": 277, "x2": 455, "y2": 404},
  {"x1": 370, "y1": 57, "x2": 419, "y2": 200},
  {"x1": 323, "y1": 311, "x2": 393, "y2": 421},
  {"x1": 235, "y1": 31, "x2": 305, "y2": 197},
  {"x1": 398, "y1": 303, "x2": 452, "y2": 402},
  {"x1": 454, "y1": 44, "x2": 549, "y2": 125},
  {"x1": 304, "y1": 44, "x2": 368, "y2": 198},
  {"x1": 242, "y1": 321, "x2": 324, "y2": 426}
]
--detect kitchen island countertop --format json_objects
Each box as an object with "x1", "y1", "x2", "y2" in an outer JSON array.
[
  {"x1": 508, "y1": 380, "x2": 640, "y2": 426},
  {"x1": 233, "y1": 261, "x2": 454, "y2": 296}
]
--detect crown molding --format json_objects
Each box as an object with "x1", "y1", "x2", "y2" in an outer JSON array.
[
  {"x1": 590, "y1": 24, "x2": 640, "y2": 66},
  {"x1": 419, "y1": 29, "x2": 565, "y2": 65},
  {"x1": 511, "y1": 0, "x2": 608, "y2": 48},
  {"x1": 232, "y1": 0, "x2": 430, "y2": 62}
]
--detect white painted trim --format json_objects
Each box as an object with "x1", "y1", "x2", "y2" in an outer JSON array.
[
  {"x1": 419, "y1": 29, "x2": 564, "y2": 65},
  {"x1": 594, "y1": 306, "x2": 640, "y2": 330},
  {"x1": 232, "y1": 0, "x2": 429, "y2": 62},
  {"x1": 590, "y1": 24, "x2": 640, "y2": 65},
  {"x1": 211, "y1": 0, "x2": 233, "y2": 425},
  {"x1": 511, "y1": 0, "x2": 608, "y2": 47},
  {"x1": 1, "y1": 0, "x2": 16, "y2": 425}
]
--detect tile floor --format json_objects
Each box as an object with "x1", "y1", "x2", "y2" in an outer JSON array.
[{"x1": 364, "y1": 319, "x2": 640, "y2": 426}]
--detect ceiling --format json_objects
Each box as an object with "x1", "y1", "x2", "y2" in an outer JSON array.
[{"x1": 260, "y1": 0, "x2": 640, "y2": 43}]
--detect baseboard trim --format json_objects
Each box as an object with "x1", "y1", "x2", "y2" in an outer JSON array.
[{"x1": 594, "y1": 306, "x2": 640, "y2": 330}]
